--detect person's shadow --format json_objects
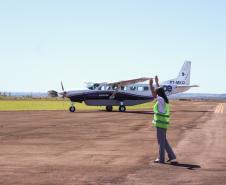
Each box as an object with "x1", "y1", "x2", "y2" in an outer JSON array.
[{"x1": 168, "y1": 162, "x2": 201, "y2": 170}]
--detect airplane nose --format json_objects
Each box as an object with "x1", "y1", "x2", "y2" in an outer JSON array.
[{"x1": 59, "y1": 91, "x2": 67, "y2": 98}]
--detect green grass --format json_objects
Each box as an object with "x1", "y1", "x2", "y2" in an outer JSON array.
[{"x1": 0, "y1": 99, "x2": 153, "y2": 111}]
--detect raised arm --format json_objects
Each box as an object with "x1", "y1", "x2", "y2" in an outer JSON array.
[
  {"x1": 149, "y1": 78, "x2": 157, "y2": 98},
  {"x1": 155, "y1": 75, "x2": 160, "y2": 87}
]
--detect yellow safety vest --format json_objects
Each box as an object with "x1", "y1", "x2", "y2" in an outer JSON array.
[{"x1": 152, "y1": 101, "x2": 170, "y2": 129}]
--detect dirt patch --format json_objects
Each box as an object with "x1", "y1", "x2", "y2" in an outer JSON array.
[{"x1": 0, "y1": 101, "x2": 221, "y2": 185}]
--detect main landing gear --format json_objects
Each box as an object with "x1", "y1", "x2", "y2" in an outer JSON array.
[
  {"x1": 106, "y1": 101, "x2": 126, "y2": 112},
  {"x1": 119, "y1": 105, "x2": 126, "y2": 112},
  {"x1": 119, "y1": 101, "x2": 126, "y2": 112},
  {"x1": 106, "y1": 106, "x2": 113, "y2": 112},
  {"x1": 105, "y1": 105, "x2": 126, "y2": 112}
]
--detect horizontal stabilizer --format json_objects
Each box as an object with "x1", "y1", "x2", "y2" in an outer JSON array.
[{"x1": 176, "y1": 85, "x2": 199, "y2": 88}]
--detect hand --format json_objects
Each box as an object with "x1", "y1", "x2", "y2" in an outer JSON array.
[
  {"x1": 149, "y1": 78, "x2": 153, "y2": 86},
  {"x1": 149, "y1": 78, "x2": 156, "y2": 98},
  {"x1": 155, "y1": 76, "x2": 159, "y2": 84}
]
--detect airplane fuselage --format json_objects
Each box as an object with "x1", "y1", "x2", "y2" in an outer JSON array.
[{"x1": 66, "y1": 88, "x2": 153, "y2": 107}]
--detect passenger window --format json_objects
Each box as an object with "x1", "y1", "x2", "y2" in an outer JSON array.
[
  {"x1": 121, "y1": 86, "x2": 127, "y2": 91},
  {"x1": 106, "y1": 86, "x2": 112, "y2": 90},
  {"x1": 137, "y1": 86, "x2": 143, "y2": 91},
  {"x1": 112, "y1": 85, "x2": 118, "y2": 90},
  {"x1": 98, "y1": 86, "x2": 105, "y2": 90},
  {"x1": 143, "y1": 86, "x2": 149, "y2": 91},
  {"x1": 130, "y1": 86, "x2": 136, "y2": 91}
]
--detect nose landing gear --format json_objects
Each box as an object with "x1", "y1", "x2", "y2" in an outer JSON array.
[
  {"x1": 69, "y1": 106, "x2": 76, "y2": 112},
  {"x1": 69, "y1": 102, "x2": 76, "y2": 112}
]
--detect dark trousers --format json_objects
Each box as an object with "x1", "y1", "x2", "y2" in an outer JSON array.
[{"x1": 156, "y1": 127, "x2": 176, "y2": 162}]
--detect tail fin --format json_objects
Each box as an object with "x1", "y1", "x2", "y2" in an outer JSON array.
[
  {"x1": 162, "y1": 61, "x2": 191, "y2": 85},
  {"x1": 176, "y1": 61, "x2": 191, "y2": 85}
]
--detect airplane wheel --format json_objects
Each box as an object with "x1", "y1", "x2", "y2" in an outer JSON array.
[
  {"x1": 119, "y1": 105, "x2": 126, "y2": 112},
  {"x1": 106, "y1": 106, "x2": 113, "y2": 112},
  {"x1": 69, "y1": 106, "x2": 76, "y2": 112}
]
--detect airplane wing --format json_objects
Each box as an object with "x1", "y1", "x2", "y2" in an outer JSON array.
[{"x1": 108, "y1": 77, "x2": 150, "y2": 86}]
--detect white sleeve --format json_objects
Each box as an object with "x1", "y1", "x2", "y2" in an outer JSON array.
[{"x1": 157, "y1": 96, "x2": 165, "y2": 114}]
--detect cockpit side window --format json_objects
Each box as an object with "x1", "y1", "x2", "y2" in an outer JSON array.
[{"x1": 93, "y1": 83, "x2": 100, "y2": 89}]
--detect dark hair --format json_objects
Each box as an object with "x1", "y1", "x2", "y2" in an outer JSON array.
[{"x1": 156, "y1": 87, "x2": 169, "y2": 104}]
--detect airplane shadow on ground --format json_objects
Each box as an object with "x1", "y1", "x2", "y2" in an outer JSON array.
[
  {"x1": 123, "y1": 110, "x2": 212, "y2": 115},
  {"x1": 167, "y1": 162, "x2": 201, "y2": 170},
  {"x1": 73, "y1": 110, "x2": 212, "y2": 114},
  {"x1": 97, "y1": 110, "x2": 152, "y2": 114}
]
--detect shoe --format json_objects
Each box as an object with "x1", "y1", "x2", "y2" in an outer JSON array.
[
  {"x1": 154, "y1": 158, "x2": 165, "y2": 164},
  {"x1": 166, "y1": 158, "x2": 177, "y2": 164}
]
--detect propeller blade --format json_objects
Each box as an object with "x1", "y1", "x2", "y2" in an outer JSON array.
[
  {"x1": 61, "y1": 81, "x2": 65, "y2": 91},
  {"x1": 60, "y1": 81, "x2": 67, "y2": 99}
]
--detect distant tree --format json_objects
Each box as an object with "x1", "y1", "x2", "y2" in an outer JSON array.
[{"x1": 48, "y1": 90, "x2": 58, "y2": 97}]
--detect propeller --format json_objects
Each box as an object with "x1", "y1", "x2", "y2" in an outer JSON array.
[
  {"x1": 60, "y1": 81, "x2": 67, "y2": 99},
  {"x1": 59, "y1": 81, "x2": 68, "y2": 110}
]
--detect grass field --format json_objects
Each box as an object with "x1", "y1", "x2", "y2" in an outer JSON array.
[{"x1": 0, "y1": 99, "x2": 153, "y2": 111}]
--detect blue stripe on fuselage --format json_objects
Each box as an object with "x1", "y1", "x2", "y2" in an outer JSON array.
[{"x1": 69, "y1": 91, "x2": 152, "y2": 102}]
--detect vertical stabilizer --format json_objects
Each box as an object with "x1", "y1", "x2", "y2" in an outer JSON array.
[
  {"x1": 176, "y1": 60, "x2": 191, "y2": 85},
  {"x1": 162, "y1": 61, "x2": 191, "y2": 85}
]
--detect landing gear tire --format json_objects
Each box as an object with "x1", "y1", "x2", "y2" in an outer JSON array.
[
  {"x1": 69, "y1": 106, "x2": 76, "y2": 112},
  {"x1": 119, "y1": 105, "x2": 126, "y2": 112},
  {"x1": 106, "y1": 106, "x2": 113, "y2": 112}
]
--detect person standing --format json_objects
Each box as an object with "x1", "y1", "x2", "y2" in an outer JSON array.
[{"x1": 149, "y1": 76, "x2": 177, "y2": 164}]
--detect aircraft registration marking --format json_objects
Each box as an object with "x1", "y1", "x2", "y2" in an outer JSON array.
[{"x1": 214, "y1": 103, "x2": 224, "y2": 114}]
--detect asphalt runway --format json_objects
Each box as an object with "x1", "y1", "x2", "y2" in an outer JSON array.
[{"x1": 0, "y1": 101, "x2": 225, "y2": 185}]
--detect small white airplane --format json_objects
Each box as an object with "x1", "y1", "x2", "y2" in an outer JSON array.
[{"x1": 60, "y1": 61, "x2": 198, "y2": 112}]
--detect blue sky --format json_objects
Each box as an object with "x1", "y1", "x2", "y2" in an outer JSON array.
[{"x1": 0, "y1": 0, "x2": 225, "y2": 93}]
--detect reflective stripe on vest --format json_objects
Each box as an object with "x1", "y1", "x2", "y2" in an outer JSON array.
[{"x1": 152, "y1": 101, "x2": 170, "y2": 129}]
